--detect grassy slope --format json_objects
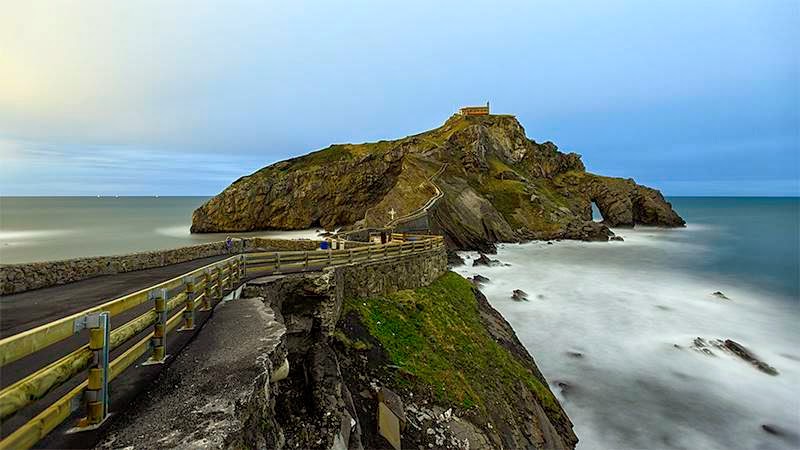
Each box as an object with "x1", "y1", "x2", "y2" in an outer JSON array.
[{"x1": 340, "y1": 272, "x2": 564, "y2": 422}]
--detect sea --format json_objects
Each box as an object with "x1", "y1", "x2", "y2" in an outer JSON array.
[
  {"x1": 1, "y1": 196, "x2": 798, "y2": 449},
  {"x1": 455, "y1": 197, "x2": 799, "y2": 450},
  {"x1": 0, "y1": 197, "x2": 319, "y2": 264}
]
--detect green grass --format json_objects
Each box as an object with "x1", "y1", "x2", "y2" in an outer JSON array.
[{"x1": 342, "y1": 272, "x2": 563, "y2": 420}]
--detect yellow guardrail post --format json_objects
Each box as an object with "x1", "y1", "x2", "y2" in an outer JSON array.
[
  {"x1": 215, "y1": 267, "x2": 223, "y2": 297},
  {"x1": 143, "y1": 289, "x2": 168, "y2": 365},
  {"x1": 68, "y1": 312, "x2": 110, "y2": 432},
  {"x1": 201, "y1": 269, "x2": 213, "y2": 312},
  {"x1": 178, "y1": 277, "x2": 195, "y2": 332},
  {"x1": 235, "y1": 257, "x2": 243, "y2": 283}
]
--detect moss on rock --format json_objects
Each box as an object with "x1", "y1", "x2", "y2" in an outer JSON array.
[{"x1": 339, "y1": 272, "x2": 576, "y2": 448}]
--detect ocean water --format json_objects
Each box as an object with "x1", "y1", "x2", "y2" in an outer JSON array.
[
  {"x1": 456, "y1": 197, "x2": 800, "y2": 450},
  {"x1": 0, "y1": 197, "x2": 320, "y2": 264},
  {"x1": 2, "y1": 197, "x2": 798, "y2": 448}
]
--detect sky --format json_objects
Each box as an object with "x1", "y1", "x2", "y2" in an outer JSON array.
[{"x1": 1, "y1": 0, "x2": 798, "y2": 196}]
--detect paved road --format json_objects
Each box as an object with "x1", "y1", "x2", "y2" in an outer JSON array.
[
  {"x1": 0, "y1": 254, "x2": 231, "y2": 338},
  {"x1": 0, "y1": 254, "x2": 325, "y2": 448},
  {"x1": 92, "y1": 295, "x2": 287, "y2": 449}
]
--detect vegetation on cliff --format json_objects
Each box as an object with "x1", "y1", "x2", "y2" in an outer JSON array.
[
  {"x1": 334, "y1": 272, "x2": 577, "y2": 449},
  {"x1": 192, "y1": 113, "x2": 684, "y2": 250}
]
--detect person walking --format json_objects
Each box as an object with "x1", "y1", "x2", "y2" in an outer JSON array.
[{"x1": 225, "y1": 236, "x2": 233, "y2": 253}]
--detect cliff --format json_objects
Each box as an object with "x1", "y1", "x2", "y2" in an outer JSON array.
[
  {"x1": 239, "y1": 268, "x2": 577, "y2": 449},
  {"x1": 191, "y1": 114, "x2": 684, "y2": 249}
]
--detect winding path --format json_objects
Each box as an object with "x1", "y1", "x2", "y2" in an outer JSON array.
[{"x1": 386, "y1": 162, "x2": 447, "y2": 227}]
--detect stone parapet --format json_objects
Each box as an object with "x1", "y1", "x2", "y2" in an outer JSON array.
[{"x1": 0, "y1": 237, "x2": 320, "y2": 295}]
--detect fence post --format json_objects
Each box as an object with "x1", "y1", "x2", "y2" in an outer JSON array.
[
  {"x1": 201, "y1": 269, "x2": 213, "y2": 312},
  {"x1": 240, "y1": 254, "x2": 247, "y2": 280},
  {"x1": 143, "y1": 288, "x2": 168, "y2": 365},
  {"x1": 349, "y1": 249, "x2": 354, "y2": 263},
  {"x1": 304, "y1": 251, "x2": 309, "y2": 270},
  {"x1": 328, "y1": 249, "x2": 332, "y2": 266},
  {"x1": 69, "y1": 312, "x2": 110, "y2": 432},
  {"x1": 275, "y1": 252, "x2": 281, "y2": 274},
  {"x1": 216, "y1": 267, "x2": 223, "y2": 297},
  {"x1": 179, "y1": 277, "x2": 195, "y2": 332}
]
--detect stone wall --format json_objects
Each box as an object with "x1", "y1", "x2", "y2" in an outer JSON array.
[
  {"x1": 0, "y1": 237, "x2": 320, "y2": 296},
  {"x1": 242, "y1": 246, "x2": 447, "y2": 339},
  {"x1": 331, "y1": 246, "x2": 447, "y2": 301}
]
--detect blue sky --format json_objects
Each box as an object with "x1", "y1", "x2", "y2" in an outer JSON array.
[{"x1": 1, "y1": 1, "x2": 797, "y2": 196}]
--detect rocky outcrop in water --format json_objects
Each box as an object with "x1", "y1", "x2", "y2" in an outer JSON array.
[{"x1": 192, "y1": 114, "x2": 684, "y2": 250}]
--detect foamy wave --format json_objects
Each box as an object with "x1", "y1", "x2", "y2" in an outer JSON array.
[
  {"x1": 0, "y1": 229, "x2": 75, "y2": 249},
  {"x1": 457, "y1": 228, "x2": 800, "y2": 450}
]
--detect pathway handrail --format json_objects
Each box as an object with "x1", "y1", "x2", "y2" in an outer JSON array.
[
  {"x1": 0, "y1": 235, "x2": 444, "y2": 450},
  {"x1": 0, "y1": 256, "x2": 238, "y2": 368}
]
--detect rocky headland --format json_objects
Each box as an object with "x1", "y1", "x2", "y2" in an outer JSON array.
[
  {"x1": 191, "y1": 114, "x2": 684, "y2": 252},
  {"x1": 182, "y1": 113, "x2": 687, "y2": 449}
]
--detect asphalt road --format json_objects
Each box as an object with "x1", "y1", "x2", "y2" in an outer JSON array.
[
  {"x1": 0, "y1": 254, "x2": 328, "y2": 449},
  {"x1": 0, "y1": 254, "x2": 231, "y2": 338}
]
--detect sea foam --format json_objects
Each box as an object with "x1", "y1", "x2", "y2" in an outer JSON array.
[{"x1": 455, "y1": 227, "x2": 800, "y2": 450}]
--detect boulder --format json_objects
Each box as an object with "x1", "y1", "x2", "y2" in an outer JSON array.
[
  {"x1": 511, "y1": 289, "x2": 529, "y2": 301},
  {"x1": 711, "y1": 291, "x2": 730, "y2": 300},
  {"x1": 473, "y1": 253, "x2": 501, "y2": 267},
  {"x1": 609, "y1": 235, "x2": 624, "y2": 242},
  {"x1": 469, "y1": 274, "x2": 491, "y2": 287},
  {"x1": 561, "y1": 220, "x2": 612, "y2": 242},
  {"x1": 723, "y1": 340, "x2": 778, "y2": 375}
]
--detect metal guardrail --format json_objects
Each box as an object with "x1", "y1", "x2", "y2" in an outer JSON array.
[{"x1": 0, "y1": 234, "x2": 444, "y2": 450}]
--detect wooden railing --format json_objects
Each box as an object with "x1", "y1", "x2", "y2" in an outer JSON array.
[{"x1": 0, "y1": 234, "x2": 444, "y2": 450}]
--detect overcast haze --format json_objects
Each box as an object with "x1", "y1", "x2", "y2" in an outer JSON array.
[{"x1": 1, "y1": 1, "x2": 797, "y2": 196}]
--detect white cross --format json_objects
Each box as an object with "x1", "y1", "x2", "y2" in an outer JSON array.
[{"x1": 388, "y1": 208, "x2": 396, "y2": 221}]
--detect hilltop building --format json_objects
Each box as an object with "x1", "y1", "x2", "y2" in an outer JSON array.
[{"x1": 458, "y1": 102, "x2": 490, "y2": 116}]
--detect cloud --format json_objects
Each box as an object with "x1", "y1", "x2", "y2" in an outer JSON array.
[{"x1": 0, "y1": 1, "x2": 797, "y2": 195}]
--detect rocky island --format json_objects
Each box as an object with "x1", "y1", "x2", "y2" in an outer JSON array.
[
  {"x1": 183, "y1": 112, "x2": 685, "y2": 449},
  {"x1": 191, "y1": 113, "x2": 684, "y2": 251}
]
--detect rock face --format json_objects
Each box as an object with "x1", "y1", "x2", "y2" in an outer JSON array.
[
  {"x1": 236, "y1": 256, "x2": 577, "y2": 449},
  {"x1": 192, "y1": 114, "x2": 684, "y2": 250},
  {"x1": 334, "y1": 273, "x2": 578, "y2": 449}
]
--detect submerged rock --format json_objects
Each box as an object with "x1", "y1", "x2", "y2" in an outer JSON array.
[
  {"x1": 711, "y1": 291, "x2": 730, "y2": 300},
  {"x1": 473, "y1": 253, "x2": 501, "y2": 267},
  {"x1": 723, "y1": 339, "x2": 778, "y2": 375},
  {"x1": 511, "y1": 289, "x2": 529, "y2": 301},
  {"x1": 469, "y1": 274, "x2": 491, "y2": 287},
  {"x1": 690, "y1": 337, "x2": 779, "y2": 375},
  {"x1": 609, "y1": 235, "x2": 624, "y2": 242},
  {"x1": 761, "y1": 424, "x2": 800, "y2": 445}
]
